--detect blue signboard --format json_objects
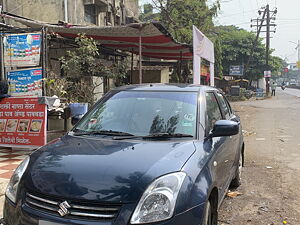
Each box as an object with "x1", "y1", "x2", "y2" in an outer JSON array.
[
  {"x1": 7, "y1": 68, "x2": 43, "y2": 97},
  {"x1": 256, "y1": 88, "x2": 264, "y2": 98},
  {"x1": 229, "y1": 65, "x2": 244, "y2": 76},
  {"x1": 3, "y1": 33, "x2": 42, "y2": 67}
]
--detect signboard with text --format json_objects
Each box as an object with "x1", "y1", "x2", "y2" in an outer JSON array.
[
  {"x1": 229, "y1": 65, "x2": 244, "y2": 76},
  {"x1": 0, "y1": 97, "x2": 47, "y2": 148},
  {"x1": 3, "y1": 33, "x2": 42, "y2": 67},
  {"x1": 7, "y1": 68, "x2": 43, "y2": 97},
  {"x1": 264, "y1": 71, "x2": 272, "y2": 78}
]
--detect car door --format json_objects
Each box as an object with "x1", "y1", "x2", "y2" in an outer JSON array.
[
  {"x1": 204, "y1": 91, "x2": 232, "y2": 199},
  {"x1": 215, "y1": 92, "x2": 240, "y2": 177}
]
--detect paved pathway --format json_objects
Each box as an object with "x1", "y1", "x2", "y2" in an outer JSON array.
[{"x1": 0, "y1": 148, "x2": 31, "y2": 218}]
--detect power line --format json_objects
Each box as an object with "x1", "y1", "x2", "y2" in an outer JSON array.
[{"x1": 249, "y1": 4, "x2": 278, "y2": 94}]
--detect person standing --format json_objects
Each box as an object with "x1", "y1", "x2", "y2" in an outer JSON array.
[{"x1": 271, "y1": 82, "x2": 277, "y2": 96}]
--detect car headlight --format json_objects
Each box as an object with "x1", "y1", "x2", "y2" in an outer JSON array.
[
  {"x1": 130, "y1": 172, "x2": 186, "y2": 224},
  {"x1": 6, "y1": 156, "x2": 30, "y2": 203}
]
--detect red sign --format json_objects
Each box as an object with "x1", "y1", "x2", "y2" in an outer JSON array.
[
  {"x1": 284, "y1": 68, "x2": 289, "y2": 73},
  {"x1": 0, "y1": 97, "x2": 47, "y2": 148}
]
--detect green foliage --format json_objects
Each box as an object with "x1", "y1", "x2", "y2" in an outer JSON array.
[
  {"x1": 214, "y1": 38, "x2": 223, "y2": 78},
  {"x1": 139, "y1": 3, "x2": 160, "y2": 22},
  {"x1": 151, "y1": 0, "x2": 220, "y2": 44},
  {"x1": 60, "y1": 34, "x2": 113, "y2": 79},
  {"x1": 216, "y1": 26, "x2": 287, "y2": 82},
  {"x1": 216, "y1": 26, "x2": 266, "y2": 81},
  {"x1": 141, "y1": 0, "x2": 219, "y2": 82},
  {"x1": 59, "y1": 34, "x2": 129, "y2": 104},
  {"x1": 269, "y1": 56, "x2": 287, "y2": 78}
]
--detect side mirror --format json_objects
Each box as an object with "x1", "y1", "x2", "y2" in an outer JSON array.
[
  {"x1": 209, "y1": 120, "x2": 239, "y2": 138},
  {"x1": 71, "y1": 115, "x2": 83, "y2": 126}
]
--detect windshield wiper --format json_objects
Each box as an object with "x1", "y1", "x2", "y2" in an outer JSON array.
[
  {"x1": 72, "y1": 130, "x2": 135, "y2": 137},
  {"x1": 143, "y1": 133, "x2": 194, "y2": 139},
  {"x1": 114, "y1": 132, "x2": 194, "y2": 140}
]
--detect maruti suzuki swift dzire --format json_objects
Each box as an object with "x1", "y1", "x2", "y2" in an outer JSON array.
[{"x1": 3, "y1": 84, "x2": 244, "y2": 225}]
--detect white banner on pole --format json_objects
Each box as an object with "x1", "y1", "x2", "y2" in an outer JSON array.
[{"x1": 193, "y1": 26, "x2": 215, "y2": 86}]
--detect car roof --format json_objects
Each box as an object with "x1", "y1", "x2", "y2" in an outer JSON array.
[{"x1": 112, "y1": 83, "x2": 217, "y2": 92}]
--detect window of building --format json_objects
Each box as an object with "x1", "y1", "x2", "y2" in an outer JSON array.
[
  {"x1": 84, "y1": 5, "x2": 97, "y2": 25},
  {"x1": 115, "y1": 15, "x2": 121, "y2": 26},
  {"x1": 106, "y1": 12, "x2": 112, "y2": 25}
]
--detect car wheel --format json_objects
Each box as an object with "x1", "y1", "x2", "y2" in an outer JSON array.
[
  {"x1": 230, "y1": 151, "x2": 243, "y2": 188},
  {"x1": 201, "y1": 200, "x2": 217, "y2": 225}
]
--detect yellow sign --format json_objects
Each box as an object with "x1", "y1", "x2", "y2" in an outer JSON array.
[{"x1": 297, "y1": 61, "x2": 300, "y2": 68}]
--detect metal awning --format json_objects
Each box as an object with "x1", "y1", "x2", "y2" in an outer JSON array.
[{"x1": 0, "y1": 13, "x2": 192, "y2": 61}]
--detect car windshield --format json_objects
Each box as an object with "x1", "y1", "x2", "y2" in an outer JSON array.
[{"x1": 74, "y1": 91, "x2": 198, "y2": 137}]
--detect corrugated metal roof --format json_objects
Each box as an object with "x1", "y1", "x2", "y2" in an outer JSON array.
[{"x1": 0, "y1": 13, "x2": 192, "y2": 60}]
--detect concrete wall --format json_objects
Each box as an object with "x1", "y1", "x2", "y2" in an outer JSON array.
[
  {"x1": 1, "y1": 0, "x2": 139, "y2": 26},
  {"x1": 2, "y1": 0, "x2": 65, "y2": 25},
  {"x1": 132, "y1": 68, "x2": 170, "y2": 84},
  {"x1": 124, "y1": 0, "x2": 139, "y2": 18}
]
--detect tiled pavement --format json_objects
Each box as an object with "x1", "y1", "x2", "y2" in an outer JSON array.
[
  {"x1": 0, "y1": 148, "x2": 31, "y2": 218},
  {"x1": 0, "y1": 148, "x2": 30, "y2": 180}
]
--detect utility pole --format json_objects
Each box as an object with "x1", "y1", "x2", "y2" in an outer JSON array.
[
  {"x1": 289, "y1": 40, "x2": 300, "y2": 67},
  {"x1": 266, "y1": 4, "x2": 270, "y2": 95},
  {"x1": 250, "y1": 4, "x2": 277, "y2": 94}
]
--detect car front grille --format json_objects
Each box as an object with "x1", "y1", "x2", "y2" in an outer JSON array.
[{"x1": 25, "y1": 193, "x2": 121, "y2": 220}]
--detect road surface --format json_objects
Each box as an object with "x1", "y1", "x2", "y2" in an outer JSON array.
[
  {"x1": 219, "y1": 89, "x2": 300, "y2": 225},
  {"x1": 281, "y1": 87, "x2": 300, "y2": 98}
]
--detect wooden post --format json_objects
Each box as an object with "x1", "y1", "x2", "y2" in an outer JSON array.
[
  {"x1": 0, "y1": 34, "x2": 5, "y2": 80},
  {"x1": 131, "y1": 50, "x2": 133, "y2": 84},
  {"x1": 139, "y1": 24, "x2": 142, "y2": 84},
  {"x1": 41, "y1": 26, "x2": 47, "y2": 96}
]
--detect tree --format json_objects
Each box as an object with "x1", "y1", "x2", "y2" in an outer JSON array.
[
  {"x1": 269, "y1": 56, "x2": 288, "y2": 79},
  {"x1": 139, "y1": 3, "x2": 160, "y2": 22},
  {"x1": 216, "y1": 26, "x2": 287, "y2": 84},
  {"x1": 140, "y1": 0, "x2": 219, "y2": 82},
  {"x1": 59, "y1": 34, "x2": 128, "y2": 104},
  {"x1": 151, "y1": 0, "x2": 220, "y2": 44},
  {"x1": 214, "y1": 38, "x2": 223, "y2": 78},
  {"x1": 216, "y1": 26, "x2": 267, "y2": 83}
]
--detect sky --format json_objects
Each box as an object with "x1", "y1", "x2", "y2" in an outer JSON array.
[{"x1": 139, "y1": 0, "x2": 300, "y2": 63}]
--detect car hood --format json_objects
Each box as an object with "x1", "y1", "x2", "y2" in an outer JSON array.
[{"x1": 25, "y1": 135, "x2": 196, "y2": 203}]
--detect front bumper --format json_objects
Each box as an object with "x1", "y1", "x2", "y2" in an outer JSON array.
[{"x1": 3, "y1": 197, "x2": 205, "y2": 225}]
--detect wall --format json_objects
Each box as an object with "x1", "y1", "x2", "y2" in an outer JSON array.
[
  {"x1": 124, "y1": 0, "x2": 139, "y2": 19},
  {"x1": 2, "y1": 0, "x2": 65, "y2": 26},
  {"x1": 1, "y1": 0, "x2": 139, "y2": 26},
  {"x1": 132, "y1": 67, "x2": 170, "y2": 84}
]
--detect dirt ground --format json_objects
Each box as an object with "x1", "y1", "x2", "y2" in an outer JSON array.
[{"x1": 219, "y1": 89, "x2": 300, "y2": 225}]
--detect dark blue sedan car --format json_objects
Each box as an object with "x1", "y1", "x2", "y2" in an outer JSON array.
[{"x1": 3, "y1": 84, "x2": 244, "y2": 225}]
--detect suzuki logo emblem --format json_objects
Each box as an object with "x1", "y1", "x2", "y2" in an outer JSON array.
[{"x1": 58, "y1": 201, "x2": 71, "y2": 217}]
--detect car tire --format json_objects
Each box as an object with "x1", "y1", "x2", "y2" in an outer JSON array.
[
  {"x1": 230, "y1": 150, "x2": 243, "y2": 188},
  {"x1": 201, "y1": 200, "x2": 217, "y2": 225}
]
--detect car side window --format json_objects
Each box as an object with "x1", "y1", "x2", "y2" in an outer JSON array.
[
  {"x1": 216, "y1": 92, "x2": 231, "y2": 120},
  {"x1": 224, "y1": 97, "x2": 233, "y2": 115},
  {"x1": 205, "y1": 92, "x2": 223, "y2": 133}
]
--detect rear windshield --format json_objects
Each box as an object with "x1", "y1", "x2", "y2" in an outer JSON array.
[{"x1": 75, "y1": 91, "x2": 198, "y2": 137}]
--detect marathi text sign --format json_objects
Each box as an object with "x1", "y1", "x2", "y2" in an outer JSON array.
[
  {"x1": 7, "y1": 68, "x2": 43, "y2": 97},
  {"x1": 0, "y1": 97, "x2": 47, "y2": 148},
  {"x1": 229, "y1": 65, "x2": 244, "y2": 76},
  {"x1": 3, "y1": 33, "x2": 42, "y2": 67}
]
